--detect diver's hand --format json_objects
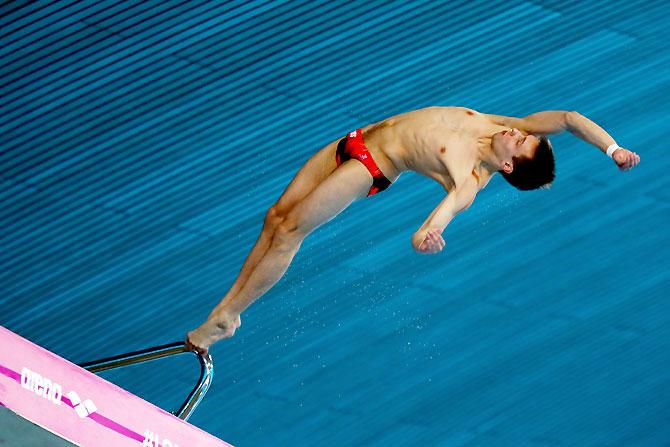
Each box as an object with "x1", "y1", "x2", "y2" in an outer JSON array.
[
  {"x1": 612, "y1": 148, "x2": 640, "y2": 172},
  {"x1": 416, "y1": 228, "x2": 445, "y2": 254},
  {"x1": 186, "y1": 312, "x2": 241, "y2": 355}
]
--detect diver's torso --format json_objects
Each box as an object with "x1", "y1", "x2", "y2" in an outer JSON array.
[{"x1": 360, "y1": 106, "x2": 504, "y2": 191}]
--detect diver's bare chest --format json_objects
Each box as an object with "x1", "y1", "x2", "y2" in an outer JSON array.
[{"x1": 410, "y1": 135, "x2": 479, "y2": 190}]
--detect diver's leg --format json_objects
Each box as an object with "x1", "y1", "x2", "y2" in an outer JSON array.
[
  {"x1": 188, "y1": 159, "x2": 373, "y2": 352},
  {"x1": 211, "y1": 140, "x2": 341, "y2": 315}
]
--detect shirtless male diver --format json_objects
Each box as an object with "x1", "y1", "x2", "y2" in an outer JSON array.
[{"x1": 186, "y1": 106, "x2": 641, "y2": 354}]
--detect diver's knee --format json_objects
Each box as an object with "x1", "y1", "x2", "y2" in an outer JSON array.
[
  {"x1": 264, "y1": 204, "x2": 286, "y2": 231},
  {"x1": 273, "y1": 216, "x2": 305, "y2": 249}
]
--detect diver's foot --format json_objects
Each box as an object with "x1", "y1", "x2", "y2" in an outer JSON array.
[{"x1": 185, "y1": 312, "x2": 241, "y2": 355}]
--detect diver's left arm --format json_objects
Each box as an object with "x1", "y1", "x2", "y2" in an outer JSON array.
[
  {"x1": 412, "y1": 177, "x2": 479, "y2": 254},
  {"x1": 487, "y1": 110, "x2": 640, "y2": 171}
]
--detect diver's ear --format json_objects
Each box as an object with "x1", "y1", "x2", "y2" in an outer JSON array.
[{"x1": 502, "y1": 161, "x2": 513, "y2": 174}]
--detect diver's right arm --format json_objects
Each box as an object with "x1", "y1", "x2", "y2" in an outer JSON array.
[
  {"x1": 486, "y1": 110, "x2": 640, "y2": 171},
  {"x1": 565, "y1": 112, "x2": 640, "y2": 171}
]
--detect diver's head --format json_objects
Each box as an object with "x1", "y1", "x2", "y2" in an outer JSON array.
[{"x1": 492, "y1": 128, "x2": 555, "y2": 190}]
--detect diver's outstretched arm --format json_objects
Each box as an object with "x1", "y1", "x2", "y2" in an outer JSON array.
[
  {"x1": 487, "y1": 110, "x2": 640, "y2": 171},
  {"x1": 564, "y1": 111, "x2": 640, "y2": 171}
]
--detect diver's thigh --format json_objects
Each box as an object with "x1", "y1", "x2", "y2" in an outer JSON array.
[
  {"x1": 274, "y1": 139, "x2": 340, "y2": 215},
  {"x1": 285, "y1": 159, "x2": 372, "y2": 236}
]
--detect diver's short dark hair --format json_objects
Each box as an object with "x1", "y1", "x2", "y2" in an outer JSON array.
[{"x1": 500, "y1": 136, "x2": 555, "y2": 190}]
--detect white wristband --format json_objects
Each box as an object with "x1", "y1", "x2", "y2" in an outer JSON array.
[{"x1": 606, "y1": 143, "x2": 620, "y2": 158}]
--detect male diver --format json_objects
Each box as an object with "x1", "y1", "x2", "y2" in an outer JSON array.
[{"x1": 186, "y1": 107, "x2": 640, "y2": 354}]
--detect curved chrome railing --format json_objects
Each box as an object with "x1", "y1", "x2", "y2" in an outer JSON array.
[{"x1": 78, "y1": 342, "x2": 213, "y2": 421}]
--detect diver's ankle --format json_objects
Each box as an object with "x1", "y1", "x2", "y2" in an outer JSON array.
[{"x1": 206, "y1": 309, "x2": 241, "y2": 337}]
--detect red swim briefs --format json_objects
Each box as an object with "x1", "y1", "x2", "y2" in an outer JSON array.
[{"x1": 336, "y1": 129, "x2": 392, "y2": 197}]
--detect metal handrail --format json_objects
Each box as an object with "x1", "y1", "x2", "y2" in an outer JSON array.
[{"x1": 78, "y1": 342, "x2": 213, "y2": 421}]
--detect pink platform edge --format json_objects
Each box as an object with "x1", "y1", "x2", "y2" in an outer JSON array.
[{"x1": 0, "y1": 325, "x2": 233, "y2": 447}]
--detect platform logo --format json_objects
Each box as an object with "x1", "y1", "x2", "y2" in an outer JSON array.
[
  {"x1": 143, "y1": 430, "x2": 179, "y2": 447},
  {"x1": 20, "y1": 367, "x2": 62, "y2": 405},
  {"x1": 66, "y1": 390, "x2": 97, "y2": 418}
]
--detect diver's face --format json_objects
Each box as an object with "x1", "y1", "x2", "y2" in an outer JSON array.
[{"x1": 493, "y1": 128, "x2": 539, "y2": 161}]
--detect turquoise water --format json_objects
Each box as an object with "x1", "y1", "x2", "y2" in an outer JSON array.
[{"x1": 1, "y1": 1, "x2": 668, "y2": 445}]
